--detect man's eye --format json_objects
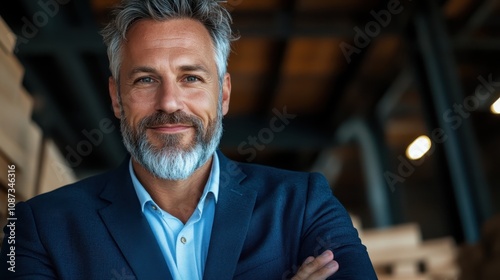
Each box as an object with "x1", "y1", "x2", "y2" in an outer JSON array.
[
  {"x1": 135, "y1": 77, "x2": 155, "y2": 84},
  {"x1": 185, "y1": 76, "x2": 201, "y2": 83}
]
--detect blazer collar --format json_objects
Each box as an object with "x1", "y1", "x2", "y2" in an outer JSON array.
[
  {"x1": 98, "y1": 157, "x2": 173, "y2": 280},
  {"x1": 203, "y1": 151, "x2": 257, "y2": 279},
  {"x1": 98, "y1": 152, "x2": 257, "y2": 280}
]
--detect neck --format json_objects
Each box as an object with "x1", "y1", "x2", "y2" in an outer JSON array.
[{"x1": 132, "y1": 156, "x2": 213, "y2": 223}]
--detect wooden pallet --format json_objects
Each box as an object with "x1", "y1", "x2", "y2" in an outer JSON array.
[{"x1": 352, "y1": 216, "x2": 459, "y2": 280}]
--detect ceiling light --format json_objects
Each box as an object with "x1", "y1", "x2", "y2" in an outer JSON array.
[
  {"x1": 491, "y1": 97, "x2": 500, "y2": 114},
  {"x1": 406, "y1": 135, "x2": 432, "y2": 161}
]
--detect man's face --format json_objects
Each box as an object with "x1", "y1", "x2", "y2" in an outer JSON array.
[{"x1": 109, "y1": 18, "x2": 231, "y2": 180}]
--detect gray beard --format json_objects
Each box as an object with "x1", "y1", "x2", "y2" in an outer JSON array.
[{"x1": 120, "y1": 105, "x2": 223, "y2": 181}]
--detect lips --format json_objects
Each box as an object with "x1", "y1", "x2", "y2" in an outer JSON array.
[{"x1": 148, "y1": 124, "x2": 193, "y2": 134}]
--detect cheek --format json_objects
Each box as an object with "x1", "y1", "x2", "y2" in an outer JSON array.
[
  {"x1": 120, "y1": 100, "x2": 151, "y2": 126},
  {"x1": 198, "y1": 101, "x2": 219, "y2": 129},
  {"x1": 185, "y1": 89, "x2": 219, "y2": 117}
]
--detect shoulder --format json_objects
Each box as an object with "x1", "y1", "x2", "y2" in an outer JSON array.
[
  {"x1": 25, "y1": 166, "x2": 119, "y2": 211},
  {"x1": 218, "y1": 152, "x2": 330, "y2": 196}
]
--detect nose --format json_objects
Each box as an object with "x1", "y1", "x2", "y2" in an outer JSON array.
[{"x1": 154, "y1": 80, "x2": 184, "y2": 114}]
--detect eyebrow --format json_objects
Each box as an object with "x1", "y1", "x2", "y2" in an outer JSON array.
[
  {"x1": 127, "y1": 64, "x2": 211, "y2": 78},
  {"x1": 178, "y1": 64, "x2": 210, "y2": 75},
  {"x1": 128, "y1": 66, "x2": 157, "y2": 78}
]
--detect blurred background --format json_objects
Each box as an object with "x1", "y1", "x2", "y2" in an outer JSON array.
[{"x1": 0, "y1": 0, "x2": 500, "y2": 277}]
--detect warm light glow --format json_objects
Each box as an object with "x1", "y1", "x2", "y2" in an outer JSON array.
[
  {"x1": 406, "y1": 135, "x2": 432, "y2": 160},
  {"x1": 491, "y1": 98, "x2": 500, "y2": 114}
]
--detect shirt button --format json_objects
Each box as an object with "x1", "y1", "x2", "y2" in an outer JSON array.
[
  {"x1": 180, "y1": 237, "x2": 187, "y2": 244},
  {"x1": 152, "y1": 205, "x2": 158, "y2": 211}
]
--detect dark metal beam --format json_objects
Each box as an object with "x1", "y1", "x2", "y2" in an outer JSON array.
[
  {"x1": 258, "y1": 0, "x2": 295, "y2": 117},
  {"x1": 325, "y1": 0, "x2": 417, "y2": 130},
  {"x1": 375, "y1": 68, "x2": 413, "y2": 122},
  {"x1": 413, "y1": 0, "x2": 492, "y2": 242},
  {"x1": 335, "y1": 118, "x2": 394, "y2": 227}
]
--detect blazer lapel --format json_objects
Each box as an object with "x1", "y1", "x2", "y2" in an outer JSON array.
[
  {"x1": 98, "y1": 159, "x2": 173, "y2": 280},
  {"x1": 204, "y1": 152, "x2": 257, "y2": 279}
]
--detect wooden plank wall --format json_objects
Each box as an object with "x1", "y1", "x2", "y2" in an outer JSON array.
[{"x1": 0, "y1": 17, "x2": 76, "y2": 246}]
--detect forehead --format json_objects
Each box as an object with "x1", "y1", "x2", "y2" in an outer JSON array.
[{"x1": 123, "y1": 18, "x2": 215, "y2": 61}]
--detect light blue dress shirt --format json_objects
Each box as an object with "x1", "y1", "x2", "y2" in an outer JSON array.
[{"x1": 129, "y1": 154, "x2": 219, "y2": 280}]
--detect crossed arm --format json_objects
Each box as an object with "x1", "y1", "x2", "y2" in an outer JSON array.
[
  {"x1": 293, "y1": 173, "x2": 376, "y2": 279},
  {"x1": 292, "y1": 250, "x2": 339, "y2": 280}
]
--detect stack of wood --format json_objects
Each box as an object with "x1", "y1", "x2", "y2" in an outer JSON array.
[
  {"x1": 0, "y1": 17, "x2": 76, "y2": 245},
  {"x1": 352, "y1": 216, "x2": 459, "y2": 279},
  {"x1": 458, "y1": 215, "x2": 500, "y2": 280}
]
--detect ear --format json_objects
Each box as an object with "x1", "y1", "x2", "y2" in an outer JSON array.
[
  {"x1": 221, "y1": 73, "x2": 231, "y2": 116},
  {"x1": 109, "y1": 77, "x2": 121, "y2": 119}
]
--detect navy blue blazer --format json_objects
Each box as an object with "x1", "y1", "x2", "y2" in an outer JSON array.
[{"x1": 1, "y1": 152, "x2": 376, "y2": 279}]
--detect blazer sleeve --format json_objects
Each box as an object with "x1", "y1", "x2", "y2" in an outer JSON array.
[
  {"x1": 0, "y1": 201, "x2": 57, "y2": 279},
  {"x1": 298, "y1": 173, "x2": 377, "y2": 279}
]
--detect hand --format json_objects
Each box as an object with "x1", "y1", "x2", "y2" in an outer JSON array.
[{"x1": 291, "y1": 250, "x2": 339, "y2": 280}]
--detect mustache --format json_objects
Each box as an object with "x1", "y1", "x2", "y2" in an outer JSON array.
[{"x1": 140, "y1": 111, "x2": 203, "y2": 130}]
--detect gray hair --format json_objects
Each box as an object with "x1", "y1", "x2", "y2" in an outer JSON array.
[{"x1": 101, "y1": 0, "x2": 237, "y2": 81}]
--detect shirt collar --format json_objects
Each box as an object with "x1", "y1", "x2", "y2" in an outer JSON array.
[{"x1": 129, "y1": 153, "x2": 220, "y2": 213}]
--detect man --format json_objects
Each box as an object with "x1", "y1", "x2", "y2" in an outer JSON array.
[{"x1": 1, "y1": 0, "x2": 376, "y2": 279}]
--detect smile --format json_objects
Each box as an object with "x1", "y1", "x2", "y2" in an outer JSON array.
[{"x1": 148, "y1": 124, "x2": 193, "y2": 134}]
